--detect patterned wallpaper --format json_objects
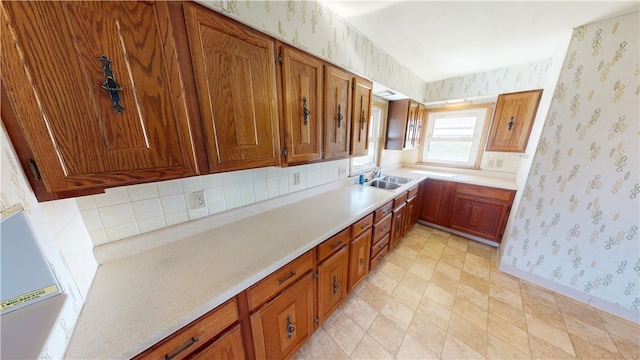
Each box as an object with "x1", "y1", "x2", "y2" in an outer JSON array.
[
  {"x1": 0, "y1": 125, "x2": 93, "y2": 359},
  {"x1": 500, "y1": 12, "x2": 639, "y2": 314},
  {"x1": 196, "y1": 0, "x2": 425, "y2": 100},
  {"x1": 424, "y1": 59, "x2": 553, "y2": 103}
]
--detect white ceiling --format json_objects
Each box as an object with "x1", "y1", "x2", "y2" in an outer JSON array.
[{"x1": 321, "y1": 1, "x2": 639, "y2": 84}]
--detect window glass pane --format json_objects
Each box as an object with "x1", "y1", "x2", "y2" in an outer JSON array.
[
  {"x1": 432, "y1": 116, "x2": 477, "y2": 138},
  {"x1": 425, "y1": 141, "x2": 472, "y2": 162}
]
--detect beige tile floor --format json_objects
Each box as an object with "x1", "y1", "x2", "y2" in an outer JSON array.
[{"x1": 294, "y1": 224, "x2": 640, "y2": 360}]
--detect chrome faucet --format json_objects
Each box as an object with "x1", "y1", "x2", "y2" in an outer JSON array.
[{"x1": 372, "y1": 168, "x2": 382, "y2": 179}]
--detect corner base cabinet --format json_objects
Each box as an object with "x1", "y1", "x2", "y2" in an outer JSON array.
[{"x1": 419, "y1": 179, "x2": 515, "y2": 244}]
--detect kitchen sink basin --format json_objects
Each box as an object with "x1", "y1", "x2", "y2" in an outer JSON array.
[
  {"x1": 379, "y1": 175, "x2": 414, "y2": 184},
  {"x1": 366, "y1": 180, "x2": 402, "y2": 190}
]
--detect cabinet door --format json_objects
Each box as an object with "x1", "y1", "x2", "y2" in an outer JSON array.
[
  {"x1": 251, "y1": 272, "x2": 314, "y2": 360},
  {"x1": 348, "y1": 228, "x2": 371, "y2": 293},
  {"x1": 323, "y1": 65, "x2": 351, "y2": 159},
  {"x1": 350, "y1": 77, "x2": 372, "y2": 157},
  {"x1": 419, "y1": 179, "x2": 444, "y2": 223},
  {"x1": 485, "y1": 89, "x2": 542, "y2": 152},
  {"x1": 316, "y1": 246, "x2": 349, "y2": 326},
  {"x1": 404, "y1": 195, "x2": 417, "y2": 233},
  {"x1": 419, "y1": 179, "x2": 456, "y2": 226},
  {"x1": 404, "y1": 101, "x2": 420, "y2": 149},
  {"x1": 183, "y1": 6, "x2": 280, "y2": 172},
  {"x1": 191, "y1": 325, "x2": 245, "y2": 360},
  {"x1": 449, "y1": 195, "x2": 512, "y2": 242},
  {"x1": 280, "y1": 46, "x2": 323, "y2": 164},
  {"x1": 1, "y1": 1, "x2": 197, "y2": 200},
  {"x1": 390, "y1": 203, "x2": 406, "y2": 248}
]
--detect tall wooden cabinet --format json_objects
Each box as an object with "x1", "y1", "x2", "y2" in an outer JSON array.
[
  {"x1": 280, "y1": 45, "x2": 323, "y2": 164},
  {"x1": 350, "y1": 77, "x2": 373, "y2": 157},
  {"x1": 182, "y1": 5, "x2": 280, "y2": 172},
  {"x1": 485, "y1": 89, "x2": 542, "y2": 152},
  {"x1": 1, "y1": 1, "x2": 198, "y2": 200},
  {"x1": 323, "y1": 66, "x2": 352, "y2": 159}
]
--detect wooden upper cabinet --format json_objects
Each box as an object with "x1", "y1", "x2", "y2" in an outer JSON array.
[
  {"x1": 182, "y1": 5, "x2": 280, "y2": 172},
  {"x1": 1, "y1": 1, "x2": 198, "y2": 200},
  {"x1": 280, "y1": 45, "x2": 323, "y2": 164},
  {"x1": 350, "y1": 77, "x2": 373, "y2": 157},
  {"x1": 323, "y1": 65, "x2": 352, "y2": 159},
  {"x1": 485, "y1": 89, "x2": 542, "y2": 153},
  {"x1": 385, "y1": 99, "x2": 421, "y2": 150}
]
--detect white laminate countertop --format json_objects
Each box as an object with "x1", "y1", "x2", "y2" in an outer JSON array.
[{"x1": 64, "y1": 168, "x2": 516, "y2": 359}]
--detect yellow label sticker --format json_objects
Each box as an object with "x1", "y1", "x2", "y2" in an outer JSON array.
[{"x1": 1, "y1": 285, "x2": 59, "y2": 312}]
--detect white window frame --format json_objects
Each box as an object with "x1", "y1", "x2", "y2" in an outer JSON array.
[
  {"x1": 350, "y1": 101, "x2": 385, "y2": 175},
  {"x1": 418, "y1": 103, "x2": 493, "y2": 169}
]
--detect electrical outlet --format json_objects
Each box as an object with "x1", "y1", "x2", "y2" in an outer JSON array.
[
  {"x1": 189, "y1": 190, "x2": 206, "y2": 209},
  {"x1": 488, "y1": 160, "x2": 495, "y2": 168},
  {"x1": 293, "y1": 172, "x2": 300, "y2": 185},
  {"x1": 496, "y1": 159, "x2": 503, "y2": 168}
]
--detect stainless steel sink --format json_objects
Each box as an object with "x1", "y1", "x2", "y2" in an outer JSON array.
[
  {"x1": 379, "y1": 175, "x2": 414, "y2": 184},
  {"x1": 366, "y1": 180, "x2": 402, "y2": 190}
]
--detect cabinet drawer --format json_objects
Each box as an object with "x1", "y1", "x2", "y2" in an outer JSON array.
[
  {"x1": 351, "y1": 213, "x2": 373, "y2": 238},
  {"x1": 191, "y1": 325, "x2": 245, "y2": 360},
  {"x1": 455, "y1": 183, "x2": 515, "y2": 202},
  {"x1": 371, "y1": 233, "x2": 390, "y2": 258},
  {"x1": 374, "y1": 201, "x2": 393, "y2": 222},
  {"x1": 370, "y1": 243, "x2": 389, "y2": 269},
  {"x1": 317, "y1": 228, "x2": 350, "y2": 262},
  {"x1": 247, "y1": 250, "x2": 314, "y2": 311},
  {"x1": 372, "y1": 213, "x2": 392, "y2": 243},
  {"x1": 135, "y1": 299, "x2": 238, "y2": 360},
  {"x1": 393, "y1": 192, "x2": 408, "y2": 208},
  {"x1": 408, "y1": 185, "x2": 419, "y2": 198}
]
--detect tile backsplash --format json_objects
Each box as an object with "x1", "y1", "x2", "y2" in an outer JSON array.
[{"x1": 77, "y1": 159, "x2": 350, "y2": 245}]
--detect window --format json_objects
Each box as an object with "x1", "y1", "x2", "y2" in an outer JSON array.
[
  {"x1": 419, "y1": 103, "x2": 493, "y2": 168},
  {"x1": 351, "y1": 102, "x2": 384, "y2": 174}
]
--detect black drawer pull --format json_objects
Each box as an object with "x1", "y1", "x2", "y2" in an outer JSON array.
[
  {"x1": 330, "y1": 240, "x2": 343, "y2": 250},
  {"x1": 278, "y1": 271, "x2": 296, "y2": 285},
  {"x1": 165, "y1": 337, "x2": 199, "y2": 360}
]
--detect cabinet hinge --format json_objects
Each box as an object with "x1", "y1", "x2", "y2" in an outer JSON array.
[
  {"x1": 315, "y1": 271, "x2": 318, "y2": 279},
  {"x1": 26, "y1": 158, "x2": 42, "y2": 181},
  {"x1": 278, "y1": 53, "x2": 283, "y2": 64},
  {"x1": 351, "y1": 80, "x2": 355, "y2": 90},
  {"x1": 281, "y1": 148, "x2": 288, "y2": 157},
  {"x1": 315, "y1": 316, "x2": 320, "y2": 324}
]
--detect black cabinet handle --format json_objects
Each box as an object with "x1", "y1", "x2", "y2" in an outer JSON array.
[
  {"x1": 98, "y1": 54, "x2": 124, "y2": 114},
  {"x1": 165, "y1": 337, "x2": 199, "y2": 360},
  {"x1": 278, "y1": 271, "x2": 296, "y2": 285},
  {"x1": 302, "y1": 97, "x2": 311, "y2": 125}
]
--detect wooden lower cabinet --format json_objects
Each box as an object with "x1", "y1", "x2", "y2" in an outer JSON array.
[
  {"x1": 134, "y1": 299, "x2": 240, "y2": 360},
  {"x1": 316, "y1": 246, "x2": 349, "y2": 326},
  {"x1": 191, "y1": 325, "x2": 245, "y2": 360},
  {"x1": 348, "y1": 228, "x2": 371, "y2": 292},
  {"x1": 250, "y1": 272, "x2": 314, "y2": 360},
  {"x1": 390, "y1": 203, "x2": 406, "y2": 248},
  {"x1": 419, "y1": 179, "x2": 515, "y2": 244}
]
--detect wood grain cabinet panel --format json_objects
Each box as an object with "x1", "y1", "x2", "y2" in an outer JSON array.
[
  {"x1": 183, "y1": 5, "x2": 280, "y2": 172},
  {"x1": 251, "y1": 272, "x2": 314, "y2": 360},
  {"x1": 323, "y1": 65, "x2": 352, "y2": 159},
  {"x1": 191, "y1": 325, "x2": 245, "y2": 360},
  {"x1": 280, "y1": 45, "x2": 323, "y2": 164},
  {"x1": 348, "y1": 228, "x2": 371, "y2": 292},
  {"x1": 485, "y1": 89, "x2": 542, "y2": 152},
  {"x1": 1, "y1": 1, "x2": 198, "y2": 200},
  {"x1": 350, "y1": 77, "x2": 373, "y2": 157},
  {"x1": 316, "y1": 246, "x2": 349, "y2": 326}
]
